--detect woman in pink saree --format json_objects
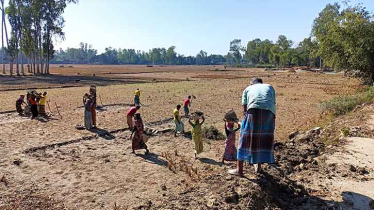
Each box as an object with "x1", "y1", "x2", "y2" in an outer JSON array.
[{"x1": 222, "y1": 120, "x2": 240, "y2": 163}]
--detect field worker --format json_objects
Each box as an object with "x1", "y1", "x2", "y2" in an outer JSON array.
[
  {"x1": 89, "y1": 86, "x2": 97, "y2": 128},
  {"x1": 134, "y1": 88, "x2": 141, "y2": 106},
  {"x1": 229, "y1": 77, "x2": 276, "y2": 176},
  {"x1": 29, "y1": 94, "x2": 38, "y2": 119},
  {"x1": 126, "y1": 106, "x2": 140, "y2": 130},
  {"x1": 183, "y1": 96, "x2": 192, "y2": 117},
  {"x1": 16, "y1": 95, "x2": 26, "y2": 115},
  {"x1": 38, "y1": 92, "x2": 48, "y2": 116},
  {"x1": 83, "y1": 94, "x2": 94, "y2": 129},
  {"x1": 173, "y1": 105, "x2": 184, "y2": 137},
  {"x1": 189, "y1": 115, "x2": 205, "y2": 159},
  {"x1": 222, "y1": 119, "x2": 240, "y2": 164},
  {"x1": 130, "y1": 113, "x2": 149, "y2": 154}
]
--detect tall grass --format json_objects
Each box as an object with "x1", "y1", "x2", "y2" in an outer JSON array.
[{"x1": 320, "y1": 86, "x2": 374, "y2": 116}]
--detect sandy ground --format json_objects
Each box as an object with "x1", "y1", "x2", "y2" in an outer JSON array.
[
  {"x1": 323, "y1": 113, "x2": 374, "y2": 209},
  {"x1": 326, "y1": 137, "x2": 374, "y2": 209},
  {"x1": 0, "y1": 65, "x2": 371, "y2": 209}
]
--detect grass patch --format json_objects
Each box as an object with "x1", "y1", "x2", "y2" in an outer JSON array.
[{"x1": 320, "y1": 86, "x2": 374, "y2": 116}]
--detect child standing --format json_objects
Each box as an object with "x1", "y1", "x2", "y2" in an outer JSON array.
[
  {"x1": 173, "y1": 105, "x2": 184, "y2": 137},
  {"x1": 83, "y1": 94, "x2": 94, "y2": 130},
  {"x1": 189, "y1": 115, "x2": 205, "y2": 159},
  {"x1": 134, "y1": 88, "x2": 141, "y2": 106},
  {"x1": 222, "y1": 119, "x2": 240, "y2": 163}
]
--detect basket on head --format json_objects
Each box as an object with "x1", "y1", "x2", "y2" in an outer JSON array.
[
  {"x1": 190, "y1": 111, "x2": 204, "y2": 120},
  {"x1": 224, "y1": 109, "x2": 239, "y2": 122}
]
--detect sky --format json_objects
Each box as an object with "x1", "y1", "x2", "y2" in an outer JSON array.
[{"x1": 52, "y1": 0, "x2": 374, "y2": 56}]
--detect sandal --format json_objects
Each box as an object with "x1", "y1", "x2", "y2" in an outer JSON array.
[{"x1": 228, "y1": 169, "x2": 243, "y2": 177}]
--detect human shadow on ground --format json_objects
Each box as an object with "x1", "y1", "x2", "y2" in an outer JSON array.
[
  {"x1": 88, "y1": 127, "x2": 115, "y2": 140},
  {"x1": 199, "y1": 157, "x2": 223, "y2": 166},
  {"x1": 76, "y1": 103, "x2": 133, "y2": 110},
  {"x1": 182, "y1": 131, "x2": 192, "y2": 140},
  {"x1": 34, "y1": 115, "x2": 60, "y2": 123},
  {"x1": 137, "y1": 152, "x2": 168, "y2": 167}
]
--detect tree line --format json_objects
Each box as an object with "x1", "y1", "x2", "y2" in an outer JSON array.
[
  {"x1": 49, "y1": 36, "x2": 317, "y2": 67},
  {"x1": 2, "y1": 1, "x2": 374, "y2": 84},
  {"x1": 50, "y1": 45, "x2": 227, "y2": 65},
  {"x1": 0, "y1": 0, "x2": 78, "y2": 76}
]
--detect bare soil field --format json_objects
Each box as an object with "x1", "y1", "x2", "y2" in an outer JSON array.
[{"x1": 1, "y1": 65, "x2": 371, "y2": 209}]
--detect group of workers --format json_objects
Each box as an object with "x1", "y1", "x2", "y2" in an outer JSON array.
[
  {"x1": 16, "y1": 90, "x2": 48, "y2": 119},
  {"x1": 172, "y1": 77, "x2": 276, "y2": 175},
  {"x1": 15, "y1": 76, "x2": 276, "y2": 176},
  {"x1": 84, "y1": 76, "x2": 276, "y2": 176}
]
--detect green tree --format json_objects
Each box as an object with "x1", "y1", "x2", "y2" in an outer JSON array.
[
  {"x1": 269, "y1": 44, "x2": 281, "y2": 67},
  {"x1": 230, "y1": 39, "x2": 243, "y2": 64},
  {"x1": 313, "y1": 3, "x2": 374, "y2": 83},
  {"x1": 196, "y1": 50, "x2": 207, "y2": 65},
  {"x1": 166, "y1": 46, "x2": 177, "y2": 65}
]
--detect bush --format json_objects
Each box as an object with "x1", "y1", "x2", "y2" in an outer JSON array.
[
  {"x1": 229, "y1": 64, "x2": 275, "y2": 69},
  {"x1": 320, "y1": 86, "x2": 374, "y2": 116},
  {"x1": 202, "y1": 126, "x2": 225, "y2": 140},
  {"x1": 255, "y1": 64, "x2": 275, "y2": 68}
]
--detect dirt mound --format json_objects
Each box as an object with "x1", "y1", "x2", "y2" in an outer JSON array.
[
  {"x1": 155, "y1": 125, "x2": 372, "y2": 209},
  {"x1": 202, "y1": 126, "x2": 225, "y2": 140}
]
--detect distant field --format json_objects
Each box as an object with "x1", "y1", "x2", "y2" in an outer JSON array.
[{"x1": 0, "y1": 64, "x2": 360, "y2": 209}]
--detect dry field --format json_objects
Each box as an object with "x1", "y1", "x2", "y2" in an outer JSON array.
[{"x1": 0, "y1": 65, "x2": 362, "y2": 209}]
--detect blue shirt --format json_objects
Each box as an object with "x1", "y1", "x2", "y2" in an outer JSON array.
[{"x1": 242, "y1": 83, "x2": 276, "y2": 115}]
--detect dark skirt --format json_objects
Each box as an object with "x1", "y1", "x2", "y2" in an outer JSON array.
[
  {"x1": 183, "y1": 106, "x2": 189, "y2": 116},
  {"x1": 134, "y1": 95, "x2": 140, "y2": 106},
  {"x1": 31, "y1": 105, "x2": 38, "y2": 118},
  {"x1": 132, "y1": 132, "x2": 147, "y2": 150},
  {"x1": 16, "y1": 104, "x2": 23, "y2": 114},
  {"x1": 237, "y1": 108, "x2": 275, "y2": 164}
]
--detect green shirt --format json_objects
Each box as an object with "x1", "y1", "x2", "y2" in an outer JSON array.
[{"x1": 242, "y1": 83, "x2": 276, "y2": 115}]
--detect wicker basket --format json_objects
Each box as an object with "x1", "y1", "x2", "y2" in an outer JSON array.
[
  {"x1": 224, "y1": 109, "x2": 239, "y2": 122},
  {"x1": 190, "y1": 111, "x2": 204, "y2": 120}
]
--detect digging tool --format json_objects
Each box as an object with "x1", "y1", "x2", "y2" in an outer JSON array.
[
  {"x1": 55, "y1": 102, "x2": 62, "y2": 119},
  {"x1": 190, "y1": 95, "x2": 197, "y2": 106},
  {"x1": 47, "y1": 100, "x2": 53, "y2": 116}
]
